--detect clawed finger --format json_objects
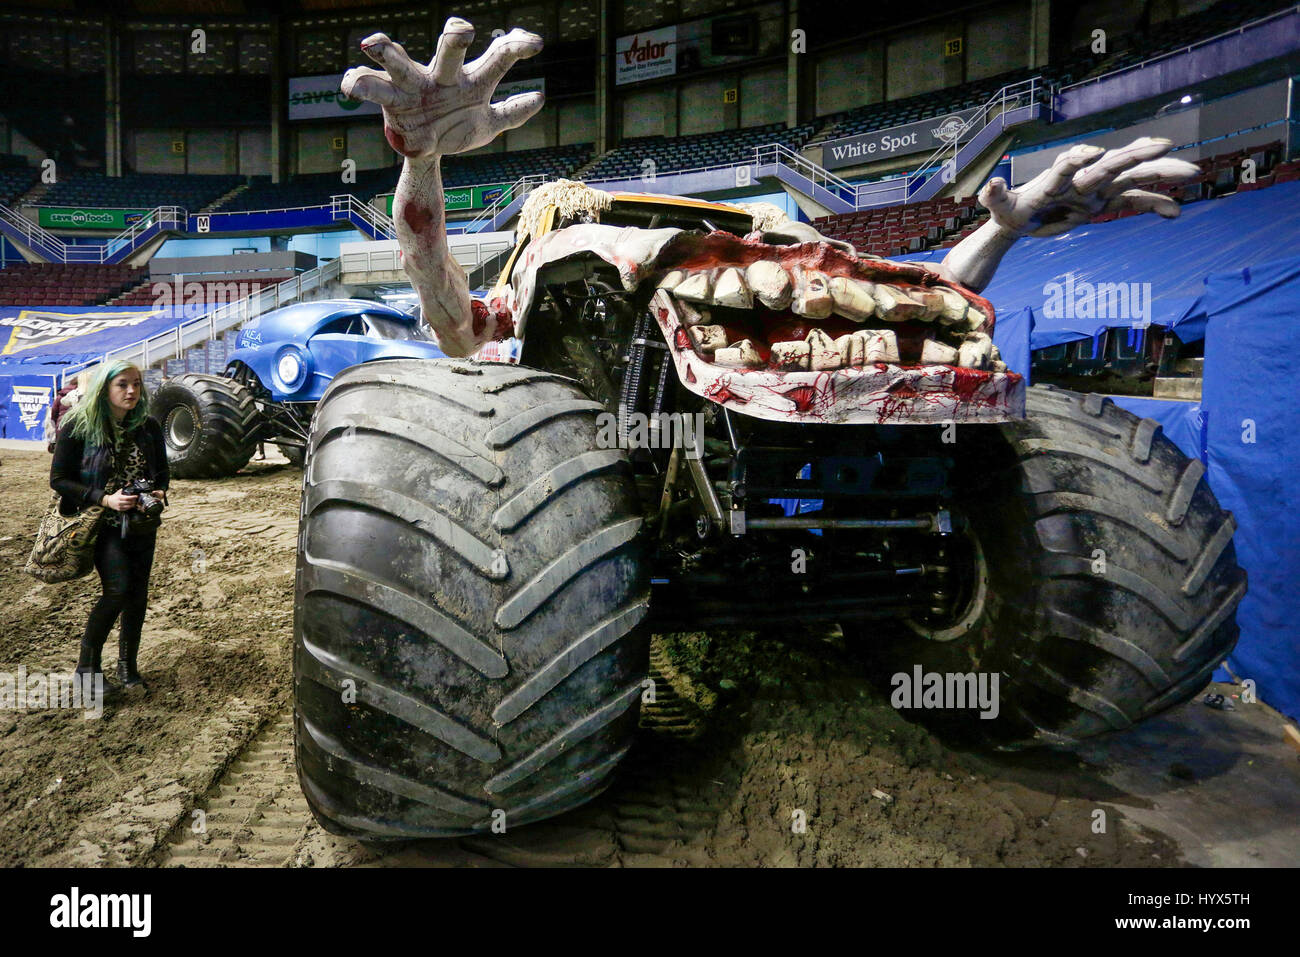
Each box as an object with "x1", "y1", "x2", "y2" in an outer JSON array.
[
  {"x1": 1101, "y1": 157, "x2": 1201, "y2": 197},
  {"x1": 1106, "y1": 188, "x2": 1182, "y2": 219},
  {"x1": 340, "y1": 66, "x2": 403, "y2": 108},
  {"x1": 467, "y1": 28, "x2": 545, "y2": 88},
  {"x1": 978, "y1": 177, "x2": 1015, "y2": 217},
  {"x1": 432, "y1": 16, "x2": 475, "y2": 85},
  {"x1": 360, "y1": 33, "x2": 424, "y2": 93},
  {"x1": 489, "y1": 91, "x2": 545, "y2": 134},
  {"x1": 1072, "y1": 137, "x2": 1175, "y2": 194},
  {"x1": 1037, "y1": 143, "x2": 1105, "y2": 197}
]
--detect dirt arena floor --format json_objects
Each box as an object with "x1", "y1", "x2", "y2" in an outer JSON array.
[{"x1": 2, "y1": 445, "x2": 1295, "y2": 868}]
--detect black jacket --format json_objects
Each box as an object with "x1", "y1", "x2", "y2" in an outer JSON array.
[{"x1": 50, "y1": 416, "x2": 169, "y2": 517}]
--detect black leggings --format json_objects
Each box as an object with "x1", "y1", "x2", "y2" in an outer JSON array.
[{"x1": 77, "y1": 524, "x2": 157, "y2": 673}]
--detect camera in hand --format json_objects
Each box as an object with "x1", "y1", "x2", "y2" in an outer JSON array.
[{"x1": 120, "y1": 478, "x2": 165, "y2": 518}]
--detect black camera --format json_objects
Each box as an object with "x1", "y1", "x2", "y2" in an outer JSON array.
[{"x1": 121, "y1": 478, "x2": 165, "y2": 518}]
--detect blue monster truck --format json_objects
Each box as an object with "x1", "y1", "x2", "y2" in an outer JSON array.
[{"x1": 151, "y1": 298, "x2": 444, "y2": 477}]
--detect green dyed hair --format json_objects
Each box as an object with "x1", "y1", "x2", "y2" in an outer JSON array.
[{"x1": 63, "y1": 360, "x2": 151, "y2": 449}]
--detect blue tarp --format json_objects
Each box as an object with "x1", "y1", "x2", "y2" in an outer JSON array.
[
  {"x1": 1112, "y1": 396, "x2": 1206, "y2": 462},
  {"x1": 1201, "y1": 257, "x2": 1300, "y2": 720}
]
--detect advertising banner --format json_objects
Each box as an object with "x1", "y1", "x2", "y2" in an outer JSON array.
[
  {"x1": 383, "y1": 183, "x2": 511, "y2": 216},
  {"x1": 289, "y1": 73, "x2": 383, "y2": 121},
  {"x1": 821, "y1": 107, "x2": 981, "y2": 170},
  {"x1": 0, "y1": 307, "x2": 185, "y2": 365},
  {"x1": 38, "y1": 208, "x2": 150, "y2": 230},
  {"x1": 616, "y1": 25, "x2": 677, "y2": 85},
  {"x1": 2, "y1": 374, "x2": 57, "y2": 441}
]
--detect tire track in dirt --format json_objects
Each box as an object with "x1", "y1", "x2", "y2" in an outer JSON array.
[{"x1": 159, "y1": 710, "x2": 307, "y2": 867}]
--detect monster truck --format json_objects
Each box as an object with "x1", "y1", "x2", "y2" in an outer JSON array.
[
  {"x1": 151, "y1": 298, "x2": 444, "y2": 477},
  {"x1": 292, "y1": 17, "x2": 1246, "y2": 838}
]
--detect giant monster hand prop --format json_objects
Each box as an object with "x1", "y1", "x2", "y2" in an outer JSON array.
[
  {"x1": 342, "y1": 18, "x2": 544, "y2": 357},
  {"x1": 939, "y1": 137, "x2": 1199, "y2": 291}
]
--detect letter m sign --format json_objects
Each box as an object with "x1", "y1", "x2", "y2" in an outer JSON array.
[{"x1": 195, "y1": 215, "x2": 210, "y2": 233}]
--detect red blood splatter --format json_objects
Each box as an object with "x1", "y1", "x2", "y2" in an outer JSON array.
[
  {"x1": 673, "y1": 328, "x2": 691, "y2": 351},
  {"x1": 402, "y1": 202, "x2": 436, "y2": 234},
  {"x1": 384, "y1": 125, "x2": 417, "y2": 157},
  {"x1": 493, "y1": 312, "x2": 515, "y2": 339},
  {"x1": 948, "y1": 366, "x2": 994, "y2": 401},
  {"x1": 685, "y1": 364, "x2": 697, "y2": 383},
  {"x1": 470, "y1": 299, "x2": 488, "y2": 337},
  {"x1": 657, "y1": 307, "x2": 669, "y2": 321},
  {"x1": 704, "y1": 377, "x2": 749, "y2": 404},
  {"x1": 784, "y1": 385, "x2": 818, "y2": 413}
]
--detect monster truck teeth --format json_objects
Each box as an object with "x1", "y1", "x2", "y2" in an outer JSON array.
[
  {"x1": 745, "y1": 260, "x2": 792, "y2": 309},
  {"x1": 828, "y1": 276, "x2": 877, "y2": 321},
  {"x1": 713, "y1": 338, "x2": 766, "y2": 368},
  {"x1": 674, "y1": 271, "x2": 713, "y2": 302},
  {"x1": 688, "y1": 324, "x2": 730, "y2": 353},
  {"x1": 791, "y1": 268, "x2": 834, "y2": 319},
  {"x1": 920, "y1": 337, "x2": 960, "y2": 365},
  {"x1": 957, "y1": 331, "x2": 994, "y2": 369},
  {"x1": 708, "y1": 267, "x2": 750, "y2": 309}
]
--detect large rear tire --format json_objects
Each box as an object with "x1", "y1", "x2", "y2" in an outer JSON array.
[
  {"x1": 849, "y1": 384, "x2": 1247, "y2": 749},
  {"x1": 152, "y1": 373, "x2": 259, "y2": 478},
  {"x1": 293, "y1": 358, "x2": 649, "y2": 837}
]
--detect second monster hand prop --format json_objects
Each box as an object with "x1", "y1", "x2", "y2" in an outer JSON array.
[{"x1": 345, "y1": 18, "x2": 1201, "y2": 359}]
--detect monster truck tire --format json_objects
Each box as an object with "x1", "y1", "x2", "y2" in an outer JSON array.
[
  {"x1": 152, "y1": 373, "x2": 260, "y2": 479},
  {"x1": 277, "y1": 442, "x2": 305, "y2": 468},
  {"x1": 293, "y1": 358, "x2": 650, "y2": 838},
  {"x1": 851, "y1": 384, "x2": 1247, "y2": 750}
]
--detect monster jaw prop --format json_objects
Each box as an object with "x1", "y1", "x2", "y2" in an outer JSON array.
[{"x1": 500, "y1": 223, "x2": 1024, "y2": 425}]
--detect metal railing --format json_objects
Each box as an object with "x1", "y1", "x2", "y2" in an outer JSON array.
[
  {"x1": 1059, "y1": 4, "x2": 1299, "y2": 92},
  {"x1": 0, "y1": 203, "x2": 185, "y2": 263},
  {"x1": 752, "y1": 142, "x2": 856, "y2": 204},
  {"x1": 455, "y1": 173, "x2": 547, "y2": 234},
  {"x1": 63, "y1": 256, "x2": 343, "y2": 386},
  {"x1": 330, "y1": 193, "x2": 395, "y2": 239},
  {"x1": 892, "y1": 76, "x2": 1041, "y2": 203}
]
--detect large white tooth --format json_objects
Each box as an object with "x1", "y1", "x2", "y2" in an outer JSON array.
[
  {"x1": 836, "y1": 332, "x2": 865, "y2": 367},
  {"x1": 676, "y1": 301, "x2": 709, "y2": 326},
  {"x1": 771, "y1": 339, "x2": 811, "y2": 370},
  {"x1": 792, "y1": 268, "x2": 834, "y2": 319},
  {"x1": 674, "y1": 271, "x2": 713, "y2": 303},
  {"x1": 873, "y1": 285, "x2": 927, "y2": 322},
  {"x1": 909, "y1": 289, "x2": 946, "y2": 321},
  {"x1": 921, "y1": 338, "x2": 959, "y2": 365},
  {"x1": 957, "y1": 332, "x2": 993, "y2": 369},
  {"x1": 829, "y1": 277, "x2": 876, "y2": 321},
  {"x1": 990, "y1": 359, "x2": 1008, "y2": 372},
  {"x1": 657, "y1": 270, "x2": 685, "y2": 291},
  {"x1": 714, "y1": 338, "x2": 765, "y2": 368},
  {"x1": 932, "y1": 286, "x2": 971, "y2": 326},
  {"x1": 711, "y1": 267, "x2": 752, "y2": 309},
  {"x1": 688, "y1": 324, "x2": 729, "y2": 353},
  {"x1": 864, "y1": 329, "x2": 899, "y2": 363},
  {"x1": 966, "y1": 302, "x2": 990, "y2": 331},
  {"x1": 806, "y1": 328, "x2": 841, "y2": 370},
  {"x1": 746, "y1": 259, "x2": 792, "y2": 309}
]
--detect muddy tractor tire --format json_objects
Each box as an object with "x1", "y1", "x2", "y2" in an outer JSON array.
[
  {"x1": 153, "y1": 373, "x2": 260, "y2": 479},
  {"x1": 293, "y1": 358, "x2": 649, "y2": 838},
  {"x1": 851, "y1": 384, "x2": 1247, "y2": 750}
]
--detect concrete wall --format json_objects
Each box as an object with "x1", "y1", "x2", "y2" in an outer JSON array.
[
  {"x1": 679, "y1": 77, "x2": 727, "y2": 135},
  {"x1": 967, "y1": 1, "x2": 1031, "y2": 80},
  {"x1": 741, "y1": 65, "x2": 785, "y2": 128},
  {"x1": 886, "y1": 24, "x2": 948, "y2": 100}
]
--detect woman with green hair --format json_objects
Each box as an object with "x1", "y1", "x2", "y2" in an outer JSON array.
[{"x1": 50, "y1": 360, "x2": 169, "y2": 700}]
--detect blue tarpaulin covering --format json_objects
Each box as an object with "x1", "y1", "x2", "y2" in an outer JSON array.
[{"x1": 1200, "y1": 258, "x2": 1300, "y2": 720}]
